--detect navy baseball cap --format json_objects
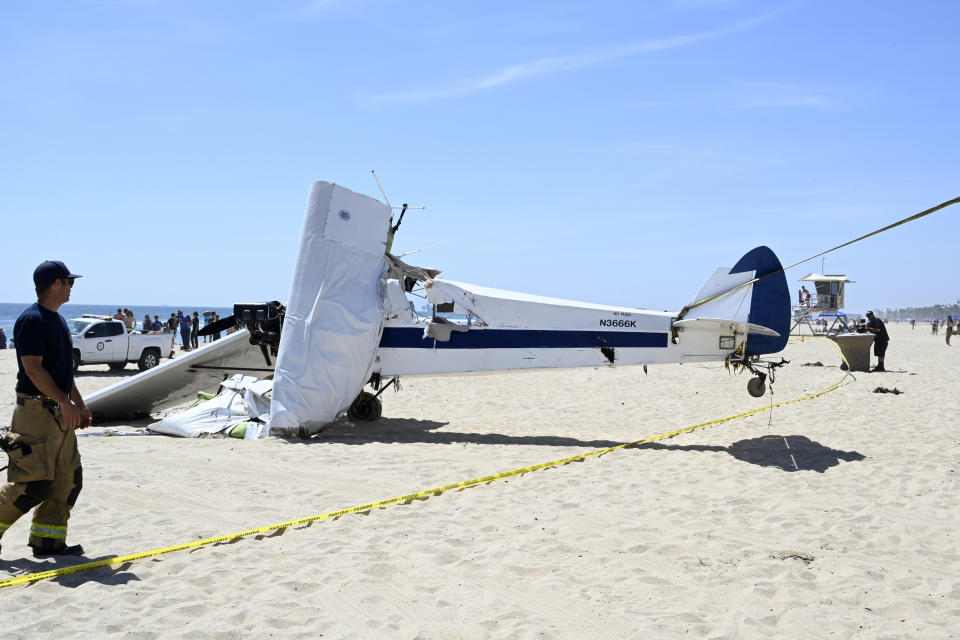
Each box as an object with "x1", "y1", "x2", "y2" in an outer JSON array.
[{"x1": 33, "y1": 260, "x2": 82, "y2": 287}]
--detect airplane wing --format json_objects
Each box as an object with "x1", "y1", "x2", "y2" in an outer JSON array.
[{"x1": 85, "y1": 329, "x2": 273, "y2": 421}]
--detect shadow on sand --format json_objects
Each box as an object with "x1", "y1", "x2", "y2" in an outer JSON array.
[
  {"x1": 633, "y1": 434, "x2": 865, "y2": 472},
  {"x1": 0, "y1": 554, "x2": 140, "y2": 589},
  {"x1": 286, "y1": 417, "x2": 628, "y2": 449},
  {"x1": 293, "y1": 420, "x2": 864, "y2": 473}
]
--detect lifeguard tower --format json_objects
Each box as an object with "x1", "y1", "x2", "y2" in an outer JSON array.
[{"x1": 791, "y1": 273, "x2": 855, "y2": 335}]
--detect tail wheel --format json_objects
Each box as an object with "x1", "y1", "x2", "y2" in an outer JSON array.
[
  {"x1": 348, "y1": 391, "x2": 382, "y2": 421},
  {"x1": 747, "y1": 377, "x2": 766, "y2": 398}
]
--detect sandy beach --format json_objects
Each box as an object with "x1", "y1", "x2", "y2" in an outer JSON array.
[{"x1": 0, "y1": 324, "x2": 957, "y2": 638}]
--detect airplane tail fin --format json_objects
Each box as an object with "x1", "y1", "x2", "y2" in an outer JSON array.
[
  {"x1": 732, "y1": 246, "x2": 790, "y2": 355},
  {"x1": 676, "y1": 246, "x2": 790, "y2": 356}
]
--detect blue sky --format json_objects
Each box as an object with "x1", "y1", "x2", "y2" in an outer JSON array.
[{"x1": 1, "y1": 0, "x2": 957, "y2": 313}]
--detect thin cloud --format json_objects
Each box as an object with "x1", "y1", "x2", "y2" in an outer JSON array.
[{"x1": 361, "y1": 12, "x2": 780, "y2": 106}]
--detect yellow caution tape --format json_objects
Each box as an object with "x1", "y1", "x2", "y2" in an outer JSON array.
[{"x1": 0, "y1": 365, "x2": 850, "y2": 590}]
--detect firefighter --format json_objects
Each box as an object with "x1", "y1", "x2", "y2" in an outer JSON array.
[{"x1": 0, "y1": 260, "x2": 92, "y2": 557}]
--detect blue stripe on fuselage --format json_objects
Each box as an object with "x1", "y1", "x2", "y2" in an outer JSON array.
[{"x1": 379, "y1": 327, "x2": 669, "y2": 350}]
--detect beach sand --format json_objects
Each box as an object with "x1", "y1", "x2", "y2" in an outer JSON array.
[{"x1": 0, "y1": 324, "x2": 957, "y2": 638}]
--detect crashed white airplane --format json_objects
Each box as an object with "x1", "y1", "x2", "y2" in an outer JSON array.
[{"x1": 85, "y1": 181, "x2": 791, "y2": 436}]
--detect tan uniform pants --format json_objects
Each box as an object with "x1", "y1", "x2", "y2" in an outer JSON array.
[{"x1": 0, "y1": 397, "x2": 83, "y2": 550}]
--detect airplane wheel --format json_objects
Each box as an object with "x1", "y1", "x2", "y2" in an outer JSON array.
[
  {"x1": 348, "y1": 392, "x2": 382, "y2": 421},
  {"x1": 747, "y1": 377, "x2": 766, "y2": 398}
]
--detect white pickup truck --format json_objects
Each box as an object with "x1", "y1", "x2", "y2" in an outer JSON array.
[{"x1": 68, "y1": 315, "x2": 173, "y2": 372}]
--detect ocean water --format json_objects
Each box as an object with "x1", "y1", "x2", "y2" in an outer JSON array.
[{"x1": 0, "y1": 302, "x2": 234, "y2": 347}]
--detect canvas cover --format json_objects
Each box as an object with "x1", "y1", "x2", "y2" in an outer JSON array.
[
  {"x1": 149, "y1": 375, "x2": 272, "y2": 439},
  {"x1": 269, "y1": 181, "x2": 392, "y2": 434}
]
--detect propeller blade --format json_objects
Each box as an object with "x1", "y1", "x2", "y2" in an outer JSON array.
[{"x1": 198, "y1": 315, "x2": 236, "y2": 337}]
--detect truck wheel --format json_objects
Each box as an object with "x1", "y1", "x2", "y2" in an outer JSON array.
[
  {"x1": 348, "y1": 392, "x2": 382, "y2": 421},
  {"x1": 138, "y1": 349, "x2": 160, "y2": 371},
  {"x1": 73, "y1": 351, "x2": 81, "y2": 373},
  {"x1": 108, "y1": 362, "x2": 127, "y2": 371}
]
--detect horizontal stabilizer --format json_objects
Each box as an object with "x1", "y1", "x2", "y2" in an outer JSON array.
[{"x1": 673, "y1": 317, "x2": 780, "y2": 337}]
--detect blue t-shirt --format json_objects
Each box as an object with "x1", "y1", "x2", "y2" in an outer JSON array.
[{"x1": 14, "y1": 303, "x2": 74, "y2": 396}]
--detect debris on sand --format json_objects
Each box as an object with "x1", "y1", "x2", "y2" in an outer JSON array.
[
  {"x1": 873, "y1": 387, "x2": 903, "y2": 395},
  {"x1": 772, "y1": 550, "x2": 815, "y2": 565},
  {"x1": 802, "y1": 361, "x2": 824, "y2": 367}
]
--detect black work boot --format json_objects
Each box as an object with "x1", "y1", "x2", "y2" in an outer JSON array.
[{"x1": 30, "y1": 543, "x2": 85, "y2": 557}]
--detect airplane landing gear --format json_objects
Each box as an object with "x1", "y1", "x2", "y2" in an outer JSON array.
[
  {"x1": 348, "y1": 391, "x2": 382, "y2": 421},
  {"x1": 727, "y1": 353, "x2": 789, "y2": 398},
  {"x1": 747, "y1": 374, "x2": 767, "y2": 398}
]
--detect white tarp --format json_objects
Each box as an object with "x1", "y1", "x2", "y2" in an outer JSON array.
[
  {"x1": 149, "y1": 375, "x2": 272, "y2": 439},
  {"x1": 269, "y1": 181, "x2": 391, "y2": 434}
]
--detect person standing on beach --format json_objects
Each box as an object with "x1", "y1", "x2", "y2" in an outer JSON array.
[
  {"x1": 946, "y1": 315, "x2": 954, "y2": 346},
  {"x1": 179, "y1": 313, "x2": 192, "y2": 351},
  {"x1": 166, "y1": 313, "x2": 178, "y2": 350},
  {"x1": 864, "y1": 311, "x2": 889, "y2": 372},
  {"x1": 0, "y1": 327, "x2": 6, "y2": 349},
  {"x1": 0, "y1": 260, "x2": 91, "y2": 557},
  {"x1": 191, "y1": 311, "x2": 200, "y2": 350}
]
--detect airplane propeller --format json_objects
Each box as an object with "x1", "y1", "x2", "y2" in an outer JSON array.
[
  {"x1": 197, "y1": 315, "x2": 237, "y2": 337},
  {"x1": 198, "y1": 302, "x2": 286, "y2": 366}
]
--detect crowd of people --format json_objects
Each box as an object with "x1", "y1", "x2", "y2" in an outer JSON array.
[{"x1": 110, "y1": 308, "x2": 227, "y2": 352}]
